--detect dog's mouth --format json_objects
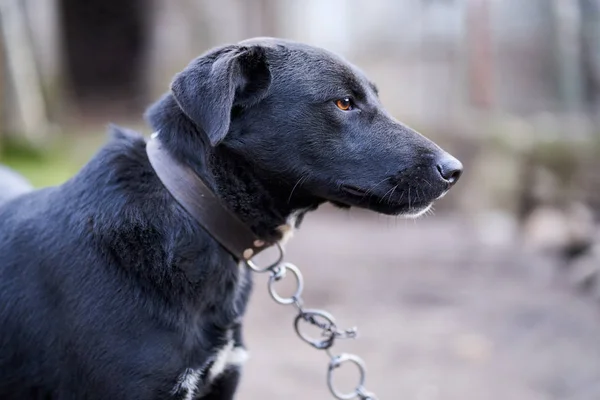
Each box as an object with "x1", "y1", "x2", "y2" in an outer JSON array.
[
  {"x1": 330, "y1": 183, "x2": 436, "y2": 217},
  {"x1": 340, "y1": 184, "x2": 368, "y2": 197}
]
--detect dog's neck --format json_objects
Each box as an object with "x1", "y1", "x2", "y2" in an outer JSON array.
[{"x1": 145, "y1": 94, "x2": 321, "y2": 244}]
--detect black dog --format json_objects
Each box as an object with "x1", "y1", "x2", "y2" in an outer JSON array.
[{"x1": 0, "y1": 38, "x2": 462, "y2": 399}]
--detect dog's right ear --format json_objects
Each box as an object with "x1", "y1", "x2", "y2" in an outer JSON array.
[{"x1": 170, "y1": 45, "x2": 271, "y2": 147}]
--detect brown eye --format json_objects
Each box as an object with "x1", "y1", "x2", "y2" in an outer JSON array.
[{"x1": 335, "y1": 98, "x2": 353, "y2": 111}]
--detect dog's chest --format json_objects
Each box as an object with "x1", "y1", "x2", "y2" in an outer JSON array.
[
  {"x1": 172, "y1": 337, "x2": 248, "y2": 400},
  {"x1": 172, "y1": 264, "x2": 252, "y2": 399},
  {"x1": 172, "y1": 330, "x2": 248, "y2": 400}
]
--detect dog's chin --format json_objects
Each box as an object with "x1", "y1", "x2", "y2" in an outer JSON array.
[
  {"x1": 321, "y1": 184, "x2": 440, "y2": 217},
  {"x1": 368, "y1": 201, "x2": 434, "y2": 217},
  {"x1": 329, "y1": 197, "x2": 433, "y2": 218},
  {"x1": 401, "y1": 203, "x2": 433, "y2": 219},
  {"x1": 328, "y1": 194, "x2": 434, "y2": 218}
]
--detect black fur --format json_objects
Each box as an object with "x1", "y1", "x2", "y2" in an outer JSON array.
[{"x1": 0, "y1": 37, "x2": 462, "y2": 399}]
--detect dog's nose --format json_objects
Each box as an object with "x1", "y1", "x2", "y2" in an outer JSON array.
[{"x1": 436, "y1": 154, "x2": 463, "y2": 186}]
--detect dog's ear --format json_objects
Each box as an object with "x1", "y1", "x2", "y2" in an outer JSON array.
[{"x1": 170, "y1": 45, "x2": 271, "y2": 146}]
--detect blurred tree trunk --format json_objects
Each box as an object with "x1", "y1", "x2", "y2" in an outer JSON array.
[
  {"x1": 551, "y1": 0, "x2": 584, "y2": 114},
  {"x1": 0, "y1": 28, "x2": 4, "y2": 148},
  {"x1": 240, "y1": 0, "x2": 277, "y2": 38},
  {"x1": 466, "y1": 0, "x2": 494, "y2": 110},
  {"x1": 579, "y1": 0, "x2": 600, "y2": 121},
  {"x1": 0, "y1": 0, "x2": 50, "y2": 144},
  {"x1": 59, "y1": 0, "x2": 150, "y2": 117}
]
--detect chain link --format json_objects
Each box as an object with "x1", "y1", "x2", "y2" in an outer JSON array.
[{"x1": 246, "y1": 244, "x2": 378, "y2": 400}]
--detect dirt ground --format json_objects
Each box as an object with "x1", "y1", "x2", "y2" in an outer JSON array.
[{"x1": 237, "y1": 205, "x2": 600, "y2": 400}]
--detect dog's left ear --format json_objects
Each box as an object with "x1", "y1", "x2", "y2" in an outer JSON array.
[{"x1": 171, "y1": 45, "x2": 271, "y2": 146}]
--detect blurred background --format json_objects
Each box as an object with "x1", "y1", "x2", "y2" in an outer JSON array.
[{"x1": 1, "y1": 0, "x2": 600, "y2": 398}]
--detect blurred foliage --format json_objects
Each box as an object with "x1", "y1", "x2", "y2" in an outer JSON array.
[
  {"x1": 528, "y1": 136, "x2": 600, "y2": 182},
  {"x1": 0, "y1": 131, "x2": 105, "y2": 187}
]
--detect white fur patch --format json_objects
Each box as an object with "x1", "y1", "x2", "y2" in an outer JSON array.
[
  {"x1": 208, "y1": 341, "x2": 249, "y2": 380},
  {"x1": 276, "y1": 223, "x2": 295, "y2": 245},
  {"x1": 277, "y1": 209, "x2": 305, "y2": 245},
  {"x1": 228, "y1": 346, "x2": 250, "y2": 366},
  {"x1": 173, "y1": 368, "x2": 203, "y2": 400},
  {"x1": 173, "y1": 342, "x2": 249, "y2": 399},
  {"x1": 405, "y1": 203, "x2": 433, "y2": 219}
]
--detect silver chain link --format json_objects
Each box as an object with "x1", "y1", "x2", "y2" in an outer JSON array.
[{"x1": 246, "y1": 243, "x2": 379, "y2": 400}]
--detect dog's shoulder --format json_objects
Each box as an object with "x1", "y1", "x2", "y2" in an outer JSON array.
[
  {"x1": 0, "y1": 125, "x2": 154, "y2": 262},
  {"x1": 67, "y1": 125, "x2": 159, "y2": 207},
  {"x1": 96, "y1": 124, "x2": 149, "y2": 176},
  {"x1": 0, "y1": 125, "x2": 146, "y2": 226}
]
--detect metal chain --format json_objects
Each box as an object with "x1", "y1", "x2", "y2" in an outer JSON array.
[{"x1": 246, "y1": 243, "x2": 379, "y2": 400}]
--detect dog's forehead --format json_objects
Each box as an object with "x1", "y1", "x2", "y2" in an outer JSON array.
[
  {"x1": 241, "y1": 37, "x2": 344, "y2": 64},
  {"x1": 239, "y1": 37, "x2": 323, "y2": 53},
  {"x1": 239, "y1": 37, "x2": 377, "y2": 96}
]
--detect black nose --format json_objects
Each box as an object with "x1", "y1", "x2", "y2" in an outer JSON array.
[{"x1": 436, "y1": 155, "x2": 463, "y2": 186}]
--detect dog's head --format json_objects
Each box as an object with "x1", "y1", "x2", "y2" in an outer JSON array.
[{"x1": 164, "y1": 37, "x2": 462, "y2": 217}]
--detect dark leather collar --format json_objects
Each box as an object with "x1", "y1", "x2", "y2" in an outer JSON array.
[{"x1": 145, "y1": 135, "x2": 271, "y2": 261}]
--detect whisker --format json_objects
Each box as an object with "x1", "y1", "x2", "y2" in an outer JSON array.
[
  {"x1": 364, "y1": 177, "x2": 390, "y2": 199},
  {"x1": 379, "y1": 186, "x2": 396, "y2": 204},
  {"x1": 386, "y1": 184, "x2": 399, "y2": 205},
  {"x1": 287, "y1": 174, "x2": 308, "y2": 203},
  {"x1": 397, "y1": 189, "x2": 405, "y2": 204}
]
